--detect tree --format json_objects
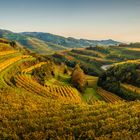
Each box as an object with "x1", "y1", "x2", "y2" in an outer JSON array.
[
  {"x1": 71, "y1": 64, "x2": 86, "y2": 91},
  {"x1": 10, "y1": 41, "x2": 16, "y2": 48},
  {"x1": 61, "y1": 63, "x2": 68, "y2": 74},
  {"x1": 0, "y1": 32, "x2": 3, "y2": 38},
  {"x1": 32, "y1": 62, "x2": 55, "y2": 85}
]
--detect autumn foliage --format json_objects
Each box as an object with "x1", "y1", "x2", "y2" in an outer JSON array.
[{"x1": 71, "y1": 64, "x2": 86, "y2": 91}]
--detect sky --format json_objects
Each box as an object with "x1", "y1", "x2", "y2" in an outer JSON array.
[{"x1": 0, "y1": 0, "x2": 140, "y2": 42}]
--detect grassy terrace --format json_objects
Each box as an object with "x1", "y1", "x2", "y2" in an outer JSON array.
[{"x1": 0, "y1": 55, "x2": 33, "y2": 90}]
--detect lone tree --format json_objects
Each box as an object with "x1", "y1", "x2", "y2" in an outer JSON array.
[
  {"x1": 10, "y1": 41, "x2": 16, "y2": 48},
  {"x1": 32, "y1": 62, "x2": 55, "y2": 85},
  {"x1": 61, "y1": 62, "x2": 68, "y2": 74},
  {"x1": 0, "y1": 32, "x2": 3, "y2": 38},
  {"x1": 71, "y1": 64, "x2": 86, "y2": 92}
]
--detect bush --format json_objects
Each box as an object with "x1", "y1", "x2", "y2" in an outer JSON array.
[
  {"x1": 32, "y1": 62, "x2": 55, "y2": 85},
  {"x1": 71, "y1": 64, "x2": 86, "y2": 92}
]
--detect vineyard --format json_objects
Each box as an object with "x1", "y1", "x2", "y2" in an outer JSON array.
[
  {"x1": 0, "y1": 41, "x2": 140, "y2": 139},
  {"x1": 121, "y1": 83, "x2": 140, "y2": 94},
  {"x1": 1, "y1": 95, "x2": 140, "y2": 139},
  {"x1": 112, "y1": 59, "x2": 140, "y2": 66},
  {"x1": 97, "y1": 88, "x2": 122, "y2": 103},
  {"x1": 21, "y1": 62, "x2": 47, "y2": 73},
  {"x1": 45, "y1": 84, "x2": 81, "y2": 103},
  {"x1": 0, "y1": 55, "x2": 30, "y2": 72},
  {"x1": 0, "y1": 50, "x2": 18, "y2": 56},
  {"x1": 15, "y1": 62, "x2": 82, "y2": 103}
]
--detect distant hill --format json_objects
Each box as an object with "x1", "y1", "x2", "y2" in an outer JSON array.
[
  {"x1": 0, "y1": 29, "x2": 121, "y2": 54},
  {"x1": 53, "y1": 44, "x2": 140, "y2": 76},
  {"x1": 21, "y1": 32, "x2": 120, "y2": 47}
]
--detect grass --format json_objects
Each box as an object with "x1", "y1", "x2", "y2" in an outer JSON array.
[
  {"x1": 27, "y1": 37, "x2": 66, "y2": 54},
  {"x1": 45, "y1": 74, "x2": 71, "y2": 86},
  {"x1": 86, "y1": 75, "x2": 98, "y2": 88},
  {"x1": 44, "y1": 71, "x2": 102, "y2": 103},
  {"x1": 82, "y1": 87, "x2": 102, "y2": 102},
  {"x1": 82, "y1": 75, "x2": 102, "y2": 102}
]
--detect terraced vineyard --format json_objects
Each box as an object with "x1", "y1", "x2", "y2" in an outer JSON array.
[
  {"x1": 113, "y1": 59, "x2": 140, "y2": 66},
  {"x1": 53, "y1": 44, "x2": 140, "y2": 76},
  {"x1": 0, "y1": 55, "x2": 30, "y2": 72},
  {"x1": 15, "y1": 62, "x2": 82, "y2": 103},
  {"x1": 0, "y1": 50, "x2": 18, "y2": 56},
  {"x1": 97, "y1": 88, "x2": 122, "y2": 103},
  {"x1": 0, "y1": 40, "x2": 140, "y2": 139},
  {"x1": 0, "y1": 49, "x2": 81, "y2": 103},
  {"x1": 15, "y1": 73, "x2": 58, "y2": 99},
  {"x1": 121, "y1": 83, "x2": 140, "y2": 94},
  {"x1": 45, "y1": 84, "x2": 81, "y2": 102},
  {"x1": 21, "y1": 62, "x2": 47, "y2": 73}
]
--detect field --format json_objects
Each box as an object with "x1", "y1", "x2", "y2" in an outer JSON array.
[
  {"x1": 53, "y1": 44, "x2": 140, "y2": 76},
  {"x1": 121, "y1": 83, "x2": 140, "y2": 94},
  {"x1": 97, "y1": 88, "x2": 122, "y2": 103},
  {"x1": 0, "y1": 40, "x2": 140, "y2": 139}
]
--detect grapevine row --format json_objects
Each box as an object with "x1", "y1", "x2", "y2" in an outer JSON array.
[
  {"x1": 0, "y1": 50, "x2": 18, "y2": 56},
  {"x1": 22, "y1": 62, "x2": 47, "y2": 73},
  {"x1": 15, "y1": 62, "x2": 82, "y2": 103},
  {"x1": 97, "y1": 87, "x2": 122, "y2": 103},
  {"x1": 121, "y1": 83, "x2": 140, "y2": 94},
  {"x1": 15, "y1": 74, "x2": 58, "y2": 99},
  {"x1": 1, "y1": 97, "x2": 140, "y2": 139},
  {"x1": 16, "y1": 73, "x2": 81, "y2": 103},
  {"x1": 0, "y1": 55, "x2": 30, "y2": 72},
  {"x1": 45, "y1": 85, "x2": 81, "y2": 103}
]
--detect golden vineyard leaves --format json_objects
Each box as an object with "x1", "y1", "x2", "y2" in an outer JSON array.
[{"x1": 16, "y1": 62, "x2": 82, "y2": 103}]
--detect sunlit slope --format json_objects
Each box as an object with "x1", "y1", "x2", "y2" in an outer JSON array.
[
  {"x1": 15, "y1": 62, "x2": 82, "y2": 103},
  {"x1": 53, "y1": 44, "x2": 140, "y2": 76},
  {"x1": 27, "y1": 37, "x2": 66, "y2": 54},
  {"x1": 98, "y1": 60, "x2": 140, "y2": 100},
  {"x1": 0, "y1": 39, "x2": 140, "y2": 139},
  {"x1": 1, "y1": 94, "x2": 140, "y2": 139}
]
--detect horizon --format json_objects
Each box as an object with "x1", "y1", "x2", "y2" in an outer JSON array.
[
  {"x1": 0, "y1": 28, "x2": 122, "y2": 43},
  {"x1": 0, "y1": 0, "x2": 140, "y2": 42}
]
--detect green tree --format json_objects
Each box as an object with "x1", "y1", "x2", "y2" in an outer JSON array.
[{"x1": 10, "y1": 41, "x2": 16, "y2": 47}]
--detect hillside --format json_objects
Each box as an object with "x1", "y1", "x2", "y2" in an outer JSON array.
[
  {"x1": 0, "y1": 29, "x2": 120, "y2": 54},
  {"x1": 22, "y1": 32, "x2": 120, "y2": 47},
  {"x1": 98, "y1": 60, "x2": 140, "y2": 100},
  {"x1": 53, "y1": 43, "x2": 140, "y2": 76},
  {"x1": 0, "y1": 38, "x2": 140, "y2": 139},
  {"x1": 0, "y1": 29, "x2": 67, "y2": 54}
]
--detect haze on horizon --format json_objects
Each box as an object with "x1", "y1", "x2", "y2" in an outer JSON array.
[{"x1": 0, "y1": 0, "x2": 140, "y2": 42}]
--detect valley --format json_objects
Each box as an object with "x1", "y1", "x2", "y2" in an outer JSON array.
[{"x1": 1, "y1": 0, "x2": 140, "y2": 139}]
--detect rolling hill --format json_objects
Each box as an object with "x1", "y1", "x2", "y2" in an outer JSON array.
[
  {"x1": 21, "y1": 32, "x2": 120, "y2": 47},
  {"x1": 53, "y1": 43, "x2": 140, "y2": 76},
  {"x1": 1, "y1": 35, "x2": 140, "y2": 138},
  {"x1": 0, "y1": 29, "x2": 120, "y2": 54},
  {"x1": 0, "y1": 38, "x2": 140, "y2": 139},
  {"x1": 98, "y1": 59, "x2": 140, "y2": 100}
]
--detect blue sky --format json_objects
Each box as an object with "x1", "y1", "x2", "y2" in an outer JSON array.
[{"x1": 0, "y1": 0, "x2": 140, "y2": 42}]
